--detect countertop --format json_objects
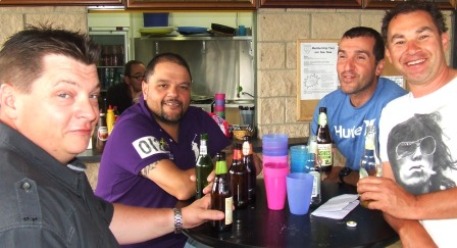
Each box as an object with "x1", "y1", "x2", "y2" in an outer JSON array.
[{"x1": 77, "y1": 137, "x2": 308, "y2": 163}]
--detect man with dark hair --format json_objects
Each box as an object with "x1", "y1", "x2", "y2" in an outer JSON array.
[
  {"x1": 106, "y1": 60, "x2": 145, "y2": 114},
  {"x1": 357, "y1": 2, "x2": 457, "y2": 247},
  {"x1": 96, "y1": 52, "x2": 232, "y2": 248},
  {"x1": 311, "y1": 26, "x2": 406, "y2": 186},
  {"x1": 0, "y1": 26, "x2": 223, "y2": 247}
]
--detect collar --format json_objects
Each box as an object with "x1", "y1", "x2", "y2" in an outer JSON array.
[{"x1": 0, "y1": 122, "x2": 87, "y2": 197}]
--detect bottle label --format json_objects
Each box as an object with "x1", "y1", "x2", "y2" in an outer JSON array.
[
  {"x1": 225, "y1": 197, "x2": 233, "y2": 225},
  {"x1": 97, "y1": 127, "x2": 108, "y2": 141},
  {"x1": 242, "y1": 141, "x2": 251, "y2": 156},
  {"x1": 318, "y1": 112, "x2": 328, "y2": 126},
  {"x1": 310, "y1": 170, "x2": 320, "y2": 197},
  {"x1": 200, "y1": 144, "x2": 208, "y2": 156},
  {"x1": 317, "y1": 143, "x2": 332, "y2": 167}
]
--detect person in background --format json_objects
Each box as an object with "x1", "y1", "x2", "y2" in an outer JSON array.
[
  {"x1": 310, "y1": 26, "x2": 406, "y2": 186},
  {"x1": 95, "y1": 52, "x2": 231, "y2": 248},
  {"x1": 0, "y1": 26, "x2": 224, "y2": 247},
  {"x1": 357, "y1": 2, "x2": 457, "y2": 247},
  {"x1": 106, "y1": 60, "x2": 145, "y2": 114}
]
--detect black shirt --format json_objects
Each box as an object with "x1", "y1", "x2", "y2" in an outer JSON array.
[{"x1": 0, "y1": 122, "x2": 119, "y2": 247}]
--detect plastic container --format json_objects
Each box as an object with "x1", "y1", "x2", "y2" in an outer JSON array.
[
  {"x1": 262, "y1": 133, "x2": 288, "y2": 156},
  {"x1": 143, "y1": 13, "x2": 169, "y2": 27}
]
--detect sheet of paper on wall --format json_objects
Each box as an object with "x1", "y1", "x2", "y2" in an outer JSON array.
[
  {"x1": 299, "y1": 42, "x2": 339, "y2": 100},
  {"x1": 382, "y1": 75, "x2": 405, "y2": 89}
]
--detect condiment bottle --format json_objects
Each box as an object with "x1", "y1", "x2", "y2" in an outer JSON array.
[
  {"x1": 195, "y1": 133, "x2": 213, "y2": 199},
  {"x1": 95, "y1": 111, "x2": 108, "y2": 153},
  {"x1": 106, "y1": 105, "x2": 115, "y2": 135},
  {"x1": 211, "y1": 152, "x2": 233, "y2": 232}
]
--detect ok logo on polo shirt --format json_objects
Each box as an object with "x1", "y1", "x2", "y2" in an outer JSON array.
[{"x1": 132, "y1": 136, "x2": 169, "y2": 159}]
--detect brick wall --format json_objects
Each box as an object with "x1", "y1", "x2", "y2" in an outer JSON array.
[{"x1": 0, "y1": 6, "x2": 87, "y2": 46}]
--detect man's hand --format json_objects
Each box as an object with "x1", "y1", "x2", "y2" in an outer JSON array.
[
  {"x1": 190, "y1": 170, "x2": 215, "y2": 195},
  {"x1": 357, "y1": 176, "x2": 418, "y2": 219},
  {"x1": 181, "y1": 194, "x2": 224, "y2": 229}
]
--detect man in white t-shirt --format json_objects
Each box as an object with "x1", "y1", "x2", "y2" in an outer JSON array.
[{"x1": 357, "y1": 2, "x2": 457, "y2": 247}]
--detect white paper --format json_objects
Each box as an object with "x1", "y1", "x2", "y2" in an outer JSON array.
[
  {"x1": 299, "y1": 42, "x2": 339, "y2": 100},
  {"x1": 311, "y1": 194, "x2": 359, "y2": 220}
]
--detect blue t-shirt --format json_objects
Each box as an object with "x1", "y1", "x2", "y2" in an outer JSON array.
[
  {"x1": 95, "y1": 97, "x2": 230, "y2": 248},
  {"x1": 311, "y1": 77, "x2": 407, "y2": 170}
]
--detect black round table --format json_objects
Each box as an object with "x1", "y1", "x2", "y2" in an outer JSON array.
[{"x1": 181, "y1": 179, "x2": 398, "y2": 248}]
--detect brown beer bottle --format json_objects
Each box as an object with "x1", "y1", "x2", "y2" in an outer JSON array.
[
  {"x1": 316, "y1": 107, "x2": 333, "y2": 173},
  {"x1": 229, "y1": 143, "x2": 248, "y2": 209},
  {"x1": 242, "y1": 136, "x2": 256, "y2": 205},
  {"x1": 195, "y1": 133, "x2": 213, "y2": 199},
  {"x1": 211, "y1": 152, "x2": 233, "y2": 232},
  {"x1": 95, "y1": 111, "x2": 109, "y2": 153}
]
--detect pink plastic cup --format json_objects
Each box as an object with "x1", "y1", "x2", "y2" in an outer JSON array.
[{"x1": 263, "y1": 162, "x2": 289, "y2": 210}]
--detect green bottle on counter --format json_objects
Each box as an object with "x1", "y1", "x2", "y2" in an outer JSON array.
[{"x1": 195, "y1": 133, "x2": 213, "y2": 199}]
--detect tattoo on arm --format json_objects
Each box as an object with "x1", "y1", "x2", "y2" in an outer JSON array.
[{"x1": 141, "y1": 161, "x2": 159, "y2": 177}]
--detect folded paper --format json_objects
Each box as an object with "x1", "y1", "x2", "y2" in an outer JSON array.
[{"x1": 311, "y1": 194, "x2": 359, "y2": 220}]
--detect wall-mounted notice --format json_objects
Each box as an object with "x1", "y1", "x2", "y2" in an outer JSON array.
[{"x1": 297, "y1": 39, "x2": 338, "y2": 121}]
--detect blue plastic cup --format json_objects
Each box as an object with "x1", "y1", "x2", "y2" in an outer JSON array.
[
  {"x1": 286, "y1": 173, "x2": 313, "y2": 215},
  {"x1": 290, "y1": 145, "x2": 309, "y2": 173}
]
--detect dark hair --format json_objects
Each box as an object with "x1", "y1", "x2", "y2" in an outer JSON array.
[
  {"x1": 144, "y1": 52, "x2": 192, "y2": 83},
  {"x1": 381, "y1": 1, "x2": 448, "y2": 43},
  {"x1": 341, "y1": 26, "x2": 385, "y2": 63},
  {"x1": 124, "y1": 60, "x2": 144, "y2": 77},
  {"x1": 0, "y1": 25, "x2": 100, "y2": 92}
]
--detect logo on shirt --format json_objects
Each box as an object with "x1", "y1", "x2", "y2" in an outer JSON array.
[{"x1": 132, "y1": 136, "x2": 169, "y2": 159}]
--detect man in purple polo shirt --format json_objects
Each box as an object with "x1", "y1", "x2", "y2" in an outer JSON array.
[{"x1": 96, "y1": 53, "x2": 231, "y2": 248}]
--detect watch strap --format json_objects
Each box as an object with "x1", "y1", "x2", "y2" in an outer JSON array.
[{"x1": 173, "y1": 208, "x2": 183, "y2": 234}]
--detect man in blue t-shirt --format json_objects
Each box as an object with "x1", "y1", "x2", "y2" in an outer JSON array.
[
  {"x1": 311, "y1": 26, "x2": 406, "y2": 186},
  {"x1": 96, "y1": 53, "x2": 231, "y2": 248}
]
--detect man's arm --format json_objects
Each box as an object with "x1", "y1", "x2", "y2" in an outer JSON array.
[
  {"x1": 359, "y1": 162, "x2": 457, "y2": 220},
  {"x1": 109, "y1": 195, "x2": 223, "y2": 245},
  {"x1": 383, "y1": 213, "x2": 437, "y2": 248},
  {"x1": 141, "y1": 159, "x2": 196, "y2": 200}
]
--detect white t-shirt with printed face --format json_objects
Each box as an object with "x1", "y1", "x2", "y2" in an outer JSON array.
[{"x1": 379, "y1": 77, "x2": 457, "y2": 247}]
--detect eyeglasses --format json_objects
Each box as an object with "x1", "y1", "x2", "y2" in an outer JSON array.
[
  {"x1": 395, "y1": 136, "x2": 436, "y2": 160},
  {"x1": 129, "y1": 75, "x2": 145, "y2": 80}
]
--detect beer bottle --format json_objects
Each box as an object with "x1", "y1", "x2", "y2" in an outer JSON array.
[
  {"x1": 229, "y1": 143, "x2": 248, "y2": 209},
  {"x1": 316, "y1": 107, "x2": 333, "y2": 173},
  {"x1": 242, "y1": 136, "x2": 256, "y2": 205},
  {"x1": 211, "y1": 152, "x2": 233, "y2": 232},
  {"x1": 95, "y1": 111, "x2": 108, "y2": 153},
  {"x1": 360, "y1": 122, "x2": 382, "y2": 207},
  {"x1": 195, "y1": 133, "x2": 213, "y2": 199}
]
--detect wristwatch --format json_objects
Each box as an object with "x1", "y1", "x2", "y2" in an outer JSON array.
[
  {"x1": 173, "y1": 208, "x2": 183, "y2": 234},
  {"x1": 338, "y1": 167, "x2": 352, "y2": 184}
]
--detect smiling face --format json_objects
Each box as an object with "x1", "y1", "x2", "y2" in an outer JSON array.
[
  {"x1": 0, "y1": 54, "x2": 100, "y2": 163},
  {"x1": 385, "y1": 10, "x2": 450, "y2": 90},
  {"x1": 142, "y1": 61, "x2": 191, "y2": 124}
]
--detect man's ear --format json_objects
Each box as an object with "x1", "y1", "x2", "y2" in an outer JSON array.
[
  {"x1": 0, "y1": 83, "x2": 18, "y2": 119},
  {"x1": 142, "y1": 81, "x2": 148, "y2": 100}
]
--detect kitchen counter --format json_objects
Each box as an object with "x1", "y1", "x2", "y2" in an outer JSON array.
[{"x1": 77, "y1": 137, "x2": 308, "y2": 163}]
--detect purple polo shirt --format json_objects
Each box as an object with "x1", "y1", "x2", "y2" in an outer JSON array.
[{"x1": 95, "y1": 97, "x2": 230, "y2": 248}]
